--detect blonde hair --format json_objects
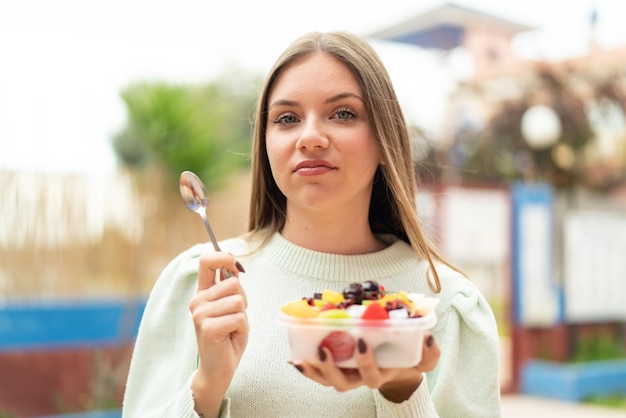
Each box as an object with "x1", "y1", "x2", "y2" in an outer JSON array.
[{"x1": 248, "y1": 31, "x2": 455, "y2": 292}]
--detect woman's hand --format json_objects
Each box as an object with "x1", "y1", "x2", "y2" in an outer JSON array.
[
  {"x1": 293, "y1": 333, "x2": 440, "y2": 403},
  {"x1": 189, "y1": 252, "x2": 248, "y2": 416}
]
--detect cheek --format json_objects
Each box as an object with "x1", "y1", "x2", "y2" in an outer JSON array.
[
  {"x1": 351, "y1": 134, "x2": 381, "y2": 170},
  {"x1": 265, "y1": 136, "x2": 290, "y2": 177}
]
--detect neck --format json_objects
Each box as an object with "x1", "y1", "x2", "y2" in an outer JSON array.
[{"x1": 281, "y1": 207, "x2": 387, "y2": 255}]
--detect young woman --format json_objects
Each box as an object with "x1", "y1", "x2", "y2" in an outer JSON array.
[{"x1": 122, "y1": 31, "x2": 501, "y2": 418}]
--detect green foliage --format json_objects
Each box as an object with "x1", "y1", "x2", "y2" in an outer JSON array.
[
  {"x1": 112, "y1": 74, "x2": 257, "y2": 190},
  {"x1": 570, "y1": 332, "x2": 626, "y2": 363},
  {"x1": 0, "y1": 409, "x2": 16, "y2": 418},
  {"x1": 584, "y1": 395, "x2": 626, "y2": 410}
]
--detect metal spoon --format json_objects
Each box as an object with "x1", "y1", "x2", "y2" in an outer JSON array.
[{"x1": 179, "y1": 170, "x2": 244, "y2": 278}]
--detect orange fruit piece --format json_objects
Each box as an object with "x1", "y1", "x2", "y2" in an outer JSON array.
[{"x1": 281, "y1": 300, "x2": 319, "y2": 318}]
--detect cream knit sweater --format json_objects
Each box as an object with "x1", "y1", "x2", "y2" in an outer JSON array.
[{"x1": 122, "y1": 233, "x2": 501, "y2": 417}]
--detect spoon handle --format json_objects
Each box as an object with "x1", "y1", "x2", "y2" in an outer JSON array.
[
  {"x1": 200, "y1": 213, "x2": 243, "y2": 279},
  {"x1": 200, "y1": 213, "x2": 222, "y2": 252}
]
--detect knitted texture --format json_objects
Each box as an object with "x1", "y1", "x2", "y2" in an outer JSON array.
[{"x1": 122, "y1": 233, "x2": 501, "y2": 417}]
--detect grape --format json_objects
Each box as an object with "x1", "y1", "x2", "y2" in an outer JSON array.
[
  {"x1": 362, "y1": 280, "x2": 382, "y2": 300},
  {"x1": 342, "y1": 282, "x2": 364, "y2": 304}
]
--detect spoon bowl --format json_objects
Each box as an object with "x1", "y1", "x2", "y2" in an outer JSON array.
[{"x1": 179, "y1": 171, "x2": 243, "y2": 278}]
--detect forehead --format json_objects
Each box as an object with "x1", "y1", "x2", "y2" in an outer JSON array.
[{"x1": 269, "y1": 52, "x2": 362, "y2": 100}]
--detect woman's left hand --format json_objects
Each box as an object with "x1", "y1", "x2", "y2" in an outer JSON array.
[{"x1": 293, "y1": 333, "x2": 440, "y2": 402}]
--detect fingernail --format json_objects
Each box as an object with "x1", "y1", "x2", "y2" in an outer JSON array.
[
  {"x1": 358, "y1": 338, "x2": 367, "y2": 354},
  {"x1": 293, "y1": 364, "x2": 304, "y2": 373},
  {"x1": 235, "y1": 261, "x2": 245, "y2": 273},
  {"x1": 426, "y1": 335, "x2": 435, "y2": 347},
  {"x1": 318, "y1": 346, "x2": 327, "y2": 362}
]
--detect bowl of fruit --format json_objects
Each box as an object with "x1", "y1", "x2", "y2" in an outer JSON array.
[{"x1": 279, "y1": 281, "x2": 439, "y2": 368}]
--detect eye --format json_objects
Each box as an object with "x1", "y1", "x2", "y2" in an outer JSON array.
[
  {"x1": 273, "y1": 113, "x2": 299, "y2": 125},
  {"x1": 334, "y1": 107, "x2": 357, "y2": 120}
]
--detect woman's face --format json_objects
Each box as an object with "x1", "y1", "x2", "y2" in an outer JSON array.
[{"x1": 265, "y1": 52, "x2": 380, "y2": 215}]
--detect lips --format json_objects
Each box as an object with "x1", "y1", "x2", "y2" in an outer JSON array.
[{"x1": 294, "y1": 159, "x2": 335, "y2": 173}]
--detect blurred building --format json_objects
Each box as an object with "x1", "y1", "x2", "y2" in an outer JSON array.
[
  {"x1": 370, "y1": 2, "x2": 533, "y2": 80},
  {"x1": 372, "y1": 2, "x2": 626, "y2": 190}
]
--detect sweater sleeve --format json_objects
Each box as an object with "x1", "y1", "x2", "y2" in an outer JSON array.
[
  {"x1": 372, "y1": 374, "x2": 439, "y2": 417},
  {"x1": 428, "y1": 278, "x2": 502, "y2": 418},
  {"x1": 122, "y1": 245, "x2": 233, "y2": 418}
]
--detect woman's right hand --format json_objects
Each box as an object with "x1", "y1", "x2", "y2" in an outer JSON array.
[{"x1": 189, "y1": 252, "x2": 248, "y2": 416}]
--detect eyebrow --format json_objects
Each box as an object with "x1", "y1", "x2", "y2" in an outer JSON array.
[
  {"x1": 325, "y1": 92, "x2": 364, "y2": 104},
  {"x1": 268, "y1": 92, "x2": 364, "y2": 110}
]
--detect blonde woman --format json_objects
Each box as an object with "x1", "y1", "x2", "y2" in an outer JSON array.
[{"x1": 123, "y1": 31, "x2": 501, "y2": 418}]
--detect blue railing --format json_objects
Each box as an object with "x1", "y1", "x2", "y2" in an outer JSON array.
[
  {"x1": 522, "y1": 359, "x2": 626, "y2": 401},
  {"x1": 0, "y1": 299, "x2": 145, "y2": 418},
  {"x1": 0, "y1": 298, "x2": 145, "y2": 352}
]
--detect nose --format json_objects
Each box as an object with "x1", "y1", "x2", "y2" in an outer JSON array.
[{"x1": 296, "y1": 117, "x2": 329, "y2": 151}]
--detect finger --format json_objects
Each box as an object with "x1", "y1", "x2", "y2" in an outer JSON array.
[
  {"x1": 190, "y1": 278, "x2": 248, "y2": 318},
  {"x1": 195, "y1": 311, "x2": 249, "y2": 339},
  {"x1": 217, "y1": 258, "x2": 244, "y2": 282},
  {"x1": 198, "y1": 252, "x2": 241, "y2": 291},
  {"x1": 290, "y1": 361, "x2": 332, "y2": 387},
  {"x1": 190, "y1": 291, "x2": 247, "y2": 318},
  {"x1": 195, "y1": 314, "x2": 249, "y2": 364},
  {"x1": 291, "y1": 359, "x2": 363, "y2": 390},
  {"x1": 221, "y1": 257, "x2": 245, "y2": 279},
  {"x1": 417, "y1": 333, "x2": 440, "y2": 373},
  {"x1": 315, "y1": 347, "x2": 362, "y2": 392},
  {"x1": 354, "y1": 338, "x2": 394, "y2": 388}
]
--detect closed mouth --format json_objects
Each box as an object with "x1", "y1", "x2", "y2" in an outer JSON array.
[{"x1": 294, "y1": 159, "x2": 335, "y2": 172}]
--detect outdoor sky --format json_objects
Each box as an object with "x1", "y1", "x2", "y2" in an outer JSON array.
[{"x1": 1, "y1": 0, "x2": 626, "y2": 175}]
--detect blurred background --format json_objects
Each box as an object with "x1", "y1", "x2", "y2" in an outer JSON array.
[{"x1": 1, "y1": 0, "x2": 626, "y2": 416}]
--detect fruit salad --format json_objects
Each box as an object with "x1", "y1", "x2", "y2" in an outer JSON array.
[
  {"x1": 279, "y1": 281, "x2": 439, "y2": 368},
  {"x1": 281, "y1": 280, "x2": 437, "y2": 321}
]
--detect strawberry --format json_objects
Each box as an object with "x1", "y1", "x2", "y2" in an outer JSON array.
[
  {"x1": 319, "y1": 331, "x2": 355, "y2": 362},
  {"x1": 320, "y1": 302, "x2": 337, "y2": 311},
  {"x1": 361, "y1": 302, "x2": 390, "y2": 320}
]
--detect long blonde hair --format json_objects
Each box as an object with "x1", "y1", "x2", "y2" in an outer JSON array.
[{"x1": 248, "y1": 31, "x2": 456, "y2": 292}]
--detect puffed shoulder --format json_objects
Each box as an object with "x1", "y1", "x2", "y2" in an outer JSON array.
[
  {"x1": 430, "y1": 263, "x2": 498, "y2": 337},
  {"x1": 164, "y1": 238, "x2": 248, "y2": 275},
  {"x1": 148, "y1": 236, "x2": 250, "y2": 293}
]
